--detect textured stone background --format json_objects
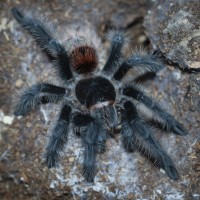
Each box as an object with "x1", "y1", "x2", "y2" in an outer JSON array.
[
  {"x1": 144, "y1": 0, "x2": 200, "y2": 72},
  {"x1": 0, "y1": 0, "x2": 199, "y2": 199}
]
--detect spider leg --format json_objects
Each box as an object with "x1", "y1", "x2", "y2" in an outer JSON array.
[
  {"x1": 11, "y1": 7, "x2": 73, "y2": 81},
  {"x1": 103, "y1": 31, "x2": 126, "y2": 74},
  {"x1": 15, "y1": 83, "x2": 65, "y2": 116},
  {"x1": 113, "y1": 50, "x2": 163, "y2": 81},
  {"x1": 72, "y1": 113, "x2": 106, "y2": 182},
  {"x1": 121, "y1": 100, "x2": 179, "y2": 180},
  {"x1": 82, "y1": 122, "x2": 99, "y2": 182},
  {"x1": 122, "y1": 85, "x2": 188, "y2": 135},
  {"x1": 72, "y1": 114, "x2": 107, "y2": 153},
  {"x1": 45, "y1": 104, "x2": 71, "y2": 168}
]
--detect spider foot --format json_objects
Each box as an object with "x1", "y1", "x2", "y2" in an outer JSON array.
[
  {"x1": 14, "y1": 107, "x2": 27, "y2": 116},
  {"x1": 95, "y1": 142, "x2": 106, "y2": 154},
  {"x1": 82, "y1": 165, "x2": 96, "y2": 182},
  {"x1": 161, "y1": 156, "x2": 179, "y2": 180},
  {"x1": 45, "y1": 151, "x2": 58, "y2": 168},
  {"x1": 171, "y1": 121, "x2": 188, "y2": 136}
]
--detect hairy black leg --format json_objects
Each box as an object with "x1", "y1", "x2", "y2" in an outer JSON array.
[
  {"x1": 91, "y1": 106, "x2": 118, "y2": 152},
  {"x1": 72, "y1": 113, "x2": 107, "y2": 154},
  {"x1": 15, "y1": 83, "x2": 65, "y2": 116},
  {"x1": 72, "y1": 114, "x2": 94, "y2": 136},
  {"x1": 45, "y1": 104, "x2": 71, "y2": 168},
  {"x1": 122, "y1": 85, "x2": 188, "y2": 135},
  {"x1": 82, "y1": 122, "x2": 99, "y2": 182},
  {"x1": 95, "y1": 130, "x2": 107, "y2": 154},
  {"x1": 103, "y1": 31, "x2": 125, "y2": 74},
  {"x1": 11, "y1": 7, "x2": 73, "y2": 81},
  {"x1": 113, "y1": 51, "x2": 163, "y2": 81},
  {"x1": 121, "y1": 116, "x2": 136, "y2": 152},
  {"x1": 72, "y1": 113, "x2": 106, "y2": 182},
  {"x1": 121, "y1": 101, "x2": 179, "y2": 180}
]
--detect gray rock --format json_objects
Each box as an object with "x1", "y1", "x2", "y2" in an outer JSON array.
[{"x1": 144, "y1": 0, "x2": 200, "y2": 71}]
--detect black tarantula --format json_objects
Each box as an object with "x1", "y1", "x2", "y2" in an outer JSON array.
[{"x1": 12, "y1": 7, "x2": 188, "y2": 182}]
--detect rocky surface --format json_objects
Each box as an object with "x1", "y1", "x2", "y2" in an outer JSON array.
[
  {"x1": 0, "y1": 0, "x2": 200, "y2": 199},
  {"x1": 144, "y1": 0, "x2": 200, "y2": 71}
]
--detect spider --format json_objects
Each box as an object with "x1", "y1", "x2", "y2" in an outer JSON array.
[{"x1": 12, "y1": 7, "x2": 188, "y2": 182}]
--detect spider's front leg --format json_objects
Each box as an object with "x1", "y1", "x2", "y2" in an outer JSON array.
[
  {"x1": 45, "y1": 104, "x2": 71, "y2": 168},
  {"x1": 15, "y1": 83, "x2": 65, "y2": 116},
  {"x1": 12, "y1": 7, "x2": 73, "y2": 81},
  {"x1": 122, "y1": 85, "x2": 188, "y2": 136},
  {"x1": 72, "y1": 113, "x2": 106, "y2": 182},
  {"x1": 121, "y1": 100, "x2": 179, "y2": 180}
]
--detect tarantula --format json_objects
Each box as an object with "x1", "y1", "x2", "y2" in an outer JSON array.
[{"x1": 12, "y1": 7, "x2": 188, "y2": 182}]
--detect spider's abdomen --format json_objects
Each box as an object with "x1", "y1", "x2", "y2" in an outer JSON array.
[
  {"x1": 70, "y1": 45, "x2": 98, "y2": 74},
  {"x1": 75, "y1": 76, "x2": 116, "y2": 108}
]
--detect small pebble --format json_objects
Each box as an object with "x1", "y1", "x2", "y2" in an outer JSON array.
[
  {"x1": 15, "y1": 79, "x2": 23, "y2": 88},
  {"x1": 138, "y1": 35, "x2": 147, "y2": 43},
  {"x1": 3, "y1": 115, "x2": 14, "y2": 125},
  {"x1": 156, "y1": 189, "x2": 162, "y2": 194},
  {"x1": 127, "y1": 192, "x2": 135, "y2": 200},
  {"x1": 108, "y1": 185, "x2": 116, "y2": 193},
  {"x1": 142, "y1": 185, "x2": 147, "y2": 191},
  {"x1": 172, "y1": 70, "x2": 182, "y2": 81},
  {"x1": 69, "y1": 157, "x2": 75, "y2": 162}
]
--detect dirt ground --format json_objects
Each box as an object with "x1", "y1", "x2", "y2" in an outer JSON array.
[{"x1": 0, "y1": 1, "x2": 199, "y2": 200}]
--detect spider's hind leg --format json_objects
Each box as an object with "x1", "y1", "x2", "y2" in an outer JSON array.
[
  {"x1": 121, "y1": 100, "x2": 179, "y2": 180},
  {"x1": 122, "y1": 85, "x2": 188, "y2": 136}
]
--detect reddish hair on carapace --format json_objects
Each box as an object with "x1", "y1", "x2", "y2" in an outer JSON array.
[{"x1": 70, "y1": 45, "x2": 98, "y2": 74}]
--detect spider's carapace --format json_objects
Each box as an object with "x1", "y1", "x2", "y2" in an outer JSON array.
[{"x1": 75, "y1": 76, "x2": 116, "y2": 109}]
